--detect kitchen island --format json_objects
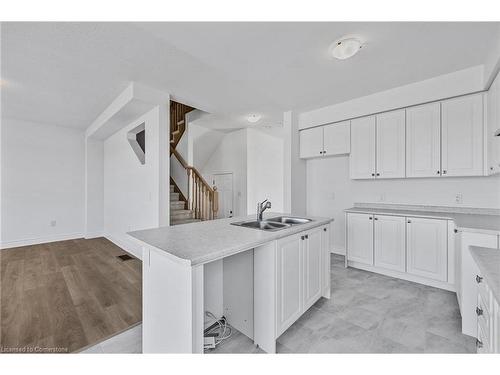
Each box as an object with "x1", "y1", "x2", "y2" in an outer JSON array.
[{"x1": 129, "y1": 213, "x2": 333, "y2": 353}]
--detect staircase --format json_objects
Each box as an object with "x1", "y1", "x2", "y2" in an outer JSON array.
[
  {"x1": 170, "y1": 183, "x2": 200, "y2": 225},
  {"x1": 169, "y1": 101, "x2": 219, "y2": 225}
]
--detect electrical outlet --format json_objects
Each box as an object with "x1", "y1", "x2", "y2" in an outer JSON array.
[
  {"x1": 455, "y1": 193, "x2": 463, "y2": 204},
  {"x1": 379, "y1": 193, "x2": 386, "y2": 202},
  {"x1": 50, "y1": 220, "x2": 57, "y2": 227}
]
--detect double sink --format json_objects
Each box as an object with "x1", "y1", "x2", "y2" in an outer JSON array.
[{"x1": 231, "y1": 216, "x2": 312, "y2": 232}]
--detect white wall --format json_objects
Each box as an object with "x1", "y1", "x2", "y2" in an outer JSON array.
[
  {"x1": 306, "y1": 156, "x2": 500, "y2": 253},
  {"x1": 299, "y1": 66, "x2": 484, "y2": 129},
  {"x1": 1, "y1": 118, "x2": 85, "y2": 248},
  {"x1": 103, "y1": 107, "x2": 162, "y2": 258},
  {"x1": 246, "y1": 128, "x2": 285, "y2": 215},
  {"x1": 85, "y1": 138, "x2": 104, "y2": 237},
  {"x1": 201, "y1": 129, "x2": 248, "y2": 217}
]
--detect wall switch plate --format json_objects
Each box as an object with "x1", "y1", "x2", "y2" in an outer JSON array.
[
  {"x1": 50, "y1": 220, "x2": 57, "y2": 227},
  {"x1": 379, "y1": 193, "x2": 386, "y2": 202},
  {"x1": 455, "y1": 193, "x2": 463, "y2": 204}
]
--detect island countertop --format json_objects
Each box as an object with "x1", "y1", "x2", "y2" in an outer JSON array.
[{"x1": 128, "y1": 213, "x2": 333, "y2": 266}]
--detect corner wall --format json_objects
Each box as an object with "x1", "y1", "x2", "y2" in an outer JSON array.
[{"x1": 1, "y1": 118, "x2": 85, "y2": 248}]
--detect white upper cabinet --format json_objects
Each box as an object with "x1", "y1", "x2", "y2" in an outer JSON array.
[
  {"x1": 441, "y1": 93, "x2": 484, "y2": 177},
  {"x1": 350, "y1": 116, "x2": 376, "y2": 179},
  {"x1": 486, "y1": 71, "x2": 500, "y2": 175},
  {"x1": 406, "y1": 217, "x2": 447, "y2": 282},
  {"x1": 299, "y1": 121, "x2": 350, "y2": 159},
  {"x1": 299, "y1": 126, "x2": 323, "y2": 159},
  {"x1": 406, "y1": 102, "x2": 441, "y2": 178},
  {"x1": 376, "y1": 110, "x2": 406, "y2": 178},
  {"x1": 373, "y1": 215, "x2": 406, "y2": 272},
  {"x1": 323, "y1": 121, "x2": 350, "y2": 156}
]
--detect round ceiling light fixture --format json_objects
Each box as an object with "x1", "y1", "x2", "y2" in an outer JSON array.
[
  {"x1": 331, "y1": 38, "x2": 363, "y2": 60},
  {"x1": 246, "y1": 114, "x2": 261, "y2": 123}
]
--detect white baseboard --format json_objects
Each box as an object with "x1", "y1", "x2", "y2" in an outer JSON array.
[
  {"x1": 331, "y1": 247, "x2": 345, "y2": 255},
  {"x1": 105, "y1": 233, "x2": 143, "y2": 260},
  {"x1": 84, "y1": 231, "x2": 105, "y2": 239},
  {"x1": 0, "y1": 232, "x2": 84, "y2": 250}
]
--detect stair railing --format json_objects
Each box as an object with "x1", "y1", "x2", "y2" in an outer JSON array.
[{"x1": 170, "y1": 145, "x2": 219, "y2": 220}]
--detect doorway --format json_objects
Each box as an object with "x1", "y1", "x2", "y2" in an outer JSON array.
[{"x1": 212, "y1": 173, "x2": 234, "y2": 219}]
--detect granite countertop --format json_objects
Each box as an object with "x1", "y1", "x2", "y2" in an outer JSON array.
[
  {"x1": 128, "y1": 213, "x2": 333, "y2": 266},
  {"x1": 345, "y1": 206, "x2": 500, "y2": 235},
  {"x1": 470, "y1": 246, "x2": 500, "y2": 304}
]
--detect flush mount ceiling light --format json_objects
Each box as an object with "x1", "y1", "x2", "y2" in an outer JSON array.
[
  {"x1": 331, "y1": 38, "x2": 363, "y2": 60},
  {"x1": 247, "y1": 114, "x2": 261, "y2": 123}
]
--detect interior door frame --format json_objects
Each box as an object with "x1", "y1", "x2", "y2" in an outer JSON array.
[{"x1": 211, "y1": 172, "x2": 234, "y2": 218}]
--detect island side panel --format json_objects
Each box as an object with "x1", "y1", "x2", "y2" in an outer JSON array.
[
  {"x1": 253, "y1": 241, "x2": 277, "y2": 353},
  {"x1": 143, "y1": 245, "x2": 204, "y2": 353}
]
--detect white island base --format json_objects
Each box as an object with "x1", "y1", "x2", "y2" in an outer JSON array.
[{"x1": 137, "y1": 220, "x2": 331, "y2": 353}]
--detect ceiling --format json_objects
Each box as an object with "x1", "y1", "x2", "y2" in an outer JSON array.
[{"x1": 1, "y1": 22, "x2": 499, "y2": 129}]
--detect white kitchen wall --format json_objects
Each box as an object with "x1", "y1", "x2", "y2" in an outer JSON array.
[
  {"x1": 1, "y1": 118, "x2": 85, "y2": 248},
  {"x1": 103, "y1": 107, "x2": 161, "y2": 258},
  {"x1": 299, "y1": 66, "x2": 484, "y2": 129},
  {"x1": 247, "y1": 128, "x2": 285, "y2": 214},
  {"x1": 85, "y1": 138, "x2": 104, "y2": 238},
  {"x1": 201, "y1": 129, "x2": 248, "y2": 217},
  {"x1": 307, "y1": 156, "x2": 500, "y2": 253}
]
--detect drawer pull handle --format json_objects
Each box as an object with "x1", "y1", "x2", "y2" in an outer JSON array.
[
  {"x1": 476, "y1": 275, "x2": 483, "y2": 284},
  {"x1": 476, "y1": 339, "x2": 483, "y2": 349},
  {"x1": 476, "y1": 307, "x2": 483, "y2": 316},
  {"x1": 301, "y1": 236, "x2": 305, "y2": 240},
  {"x1": 369, "y1": 217, "x2": 373, "y2": 220},
  {"x1": 407, "y1": 220, "x2": 411, "y2": 224},
  {"x1": 305, "y1": 234, "x2": 309, "y2": 239},
  {"x1": 323, "y1": 228, "x2": 327, "y2": 232}
]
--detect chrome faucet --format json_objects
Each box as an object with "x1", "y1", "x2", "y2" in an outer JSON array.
[{"x1": 257, "y1": 199, "x2": 272, "y2": 221}]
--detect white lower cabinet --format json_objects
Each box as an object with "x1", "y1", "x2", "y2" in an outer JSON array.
[
  {"x1": 406, "y1": 217, "x2": 448, "y2": 282},
  {"x1": 276, "y1": 233, "x2": 303, "y2": 336},
  {"x1": 346, "y1": 213, "x2": 374, "y2": 265},
  {"x1": 276, "y1": 225, "x2": 329, "y2": 337},
  {"x1": 346, "y1": 212, "x2": 453, "y2": 289},
  {"x1": 374, "y1": 215, "x2": 406, "y2": 272}
]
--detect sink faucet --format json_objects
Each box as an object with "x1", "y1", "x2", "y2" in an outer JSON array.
[{"x1": 257, "y1": 199, "x2": 272, "y2": 221}]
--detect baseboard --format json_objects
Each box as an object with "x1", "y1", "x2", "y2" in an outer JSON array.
[
  {"x1": 105, "y1": 233, "x2": 143, "y2": 260},
  {"x1": 331, "y1": 247, "x2": 346, "y2": 255},
  {"x1": 84, "y1": 231, "x2": 105, "y2": 239},
  {"x1": 347, "y1": 260, "x2": 455, "y2": 292},
  {"x1": 0, "y1": 232, "x2": 84, "y2": 250}
]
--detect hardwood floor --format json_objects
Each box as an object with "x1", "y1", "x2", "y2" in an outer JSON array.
[{"x1": 0, "y1": 238, "x2": 142, "y2": 353}]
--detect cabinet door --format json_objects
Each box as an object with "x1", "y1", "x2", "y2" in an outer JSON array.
[
  {"x1": 406, "y1": 102, "x2": 441, "y2": 178},
  {"x1": 303, "y1": 227, "x2": 323, "y2": 310},
  {"x1": 276, "y1": 233, "x2": 303, "y2": 336},
  {"x1": 347, "y1": 213, "x2": 374, "y2": 265},
  {"x1": 487, "y1": 72, "x2": 500, "y2": 175},
  {"x1": 460, "y1": 232, "x2": 498, "y2": 337},
  {"x1": 406, "y1": 217, "x2": 447, "y2": 281},
  {"x1": 323, "y1": 121, "x2": 350, "y2": 156},
  {"x1": 299, "y1": 127, "x2": 323, "y2": 159},
  {"x1": 350, "y1": 116, "x2": 376, "y2": 179},
  {"x1": 376, "y1": 110, "x2": 406, "y2": 178},
  {"x1": 441, "y1": 93, "x2": 484, "y2": 176},
  {"x1": 374, "y1": 215, "x2": 406, "y2": 272}
]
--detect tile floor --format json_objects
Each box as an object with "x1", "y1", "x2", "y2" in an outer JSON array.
[{"x1": 82, "y1": 254, "x2": 476, "y2": 354}]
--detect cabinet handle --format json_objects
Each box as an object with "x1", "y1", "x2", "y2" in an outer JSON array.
[
  {"x1": 374, "y1": 217, "x2": 378, "y2": 221},
  {"x1": 476, "y1": 275, "x2": 483, "y2": 284},
  {"x1": 476, "y1": 339, "x2": 483, "y2": 349},
  {"x1": 323, "y1": 228, "x2": 327, "y2": 232},
  {"x1": 369, "y1": 216, "x2": 373, "y2": 220},
  {"x1": 407, "y1": 220, "x2": 411, "y2": 223},
  {"x1": 442, "y1": 170, "x2": 447, "y2": 175},
  {"x1": 476, "y1": 307, "x2": 483, "y2": 316},
  {"x1": 305, "y1": 234, "x2": 309, "y2": 239},
  {"x1": 371, "y1": 173, "x2": 375, "y2": 177},
  {"x1": 376, "y1": 173, "x2": 380, "y2": 176},
  {"x1": 319, "y1": 151, "x2": 323, "y2": 155},
  {"x1": 301, "y1": 236, "x2": 305, "y2": 240},
  {"x1": 436, "y1": 170, "x2": 441, "y2": 175}
]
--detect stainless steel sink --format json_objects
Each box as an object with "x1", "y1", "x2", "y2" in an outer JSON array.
[
  {"x1": 231, "y1": 220, "x2": 291, "y2": 231},
  {"x1": 267, "y1": 216, "x2": 312, "y2": 225}
]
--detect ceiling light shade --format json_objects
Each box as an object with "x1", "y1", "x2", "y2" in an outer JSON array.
[
  {"x1": 247, "y1": 114, "x2": 261, "y2": 123},
  {"x1": 331, "y1": 38, "x2": 362, "y2": 60}
]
